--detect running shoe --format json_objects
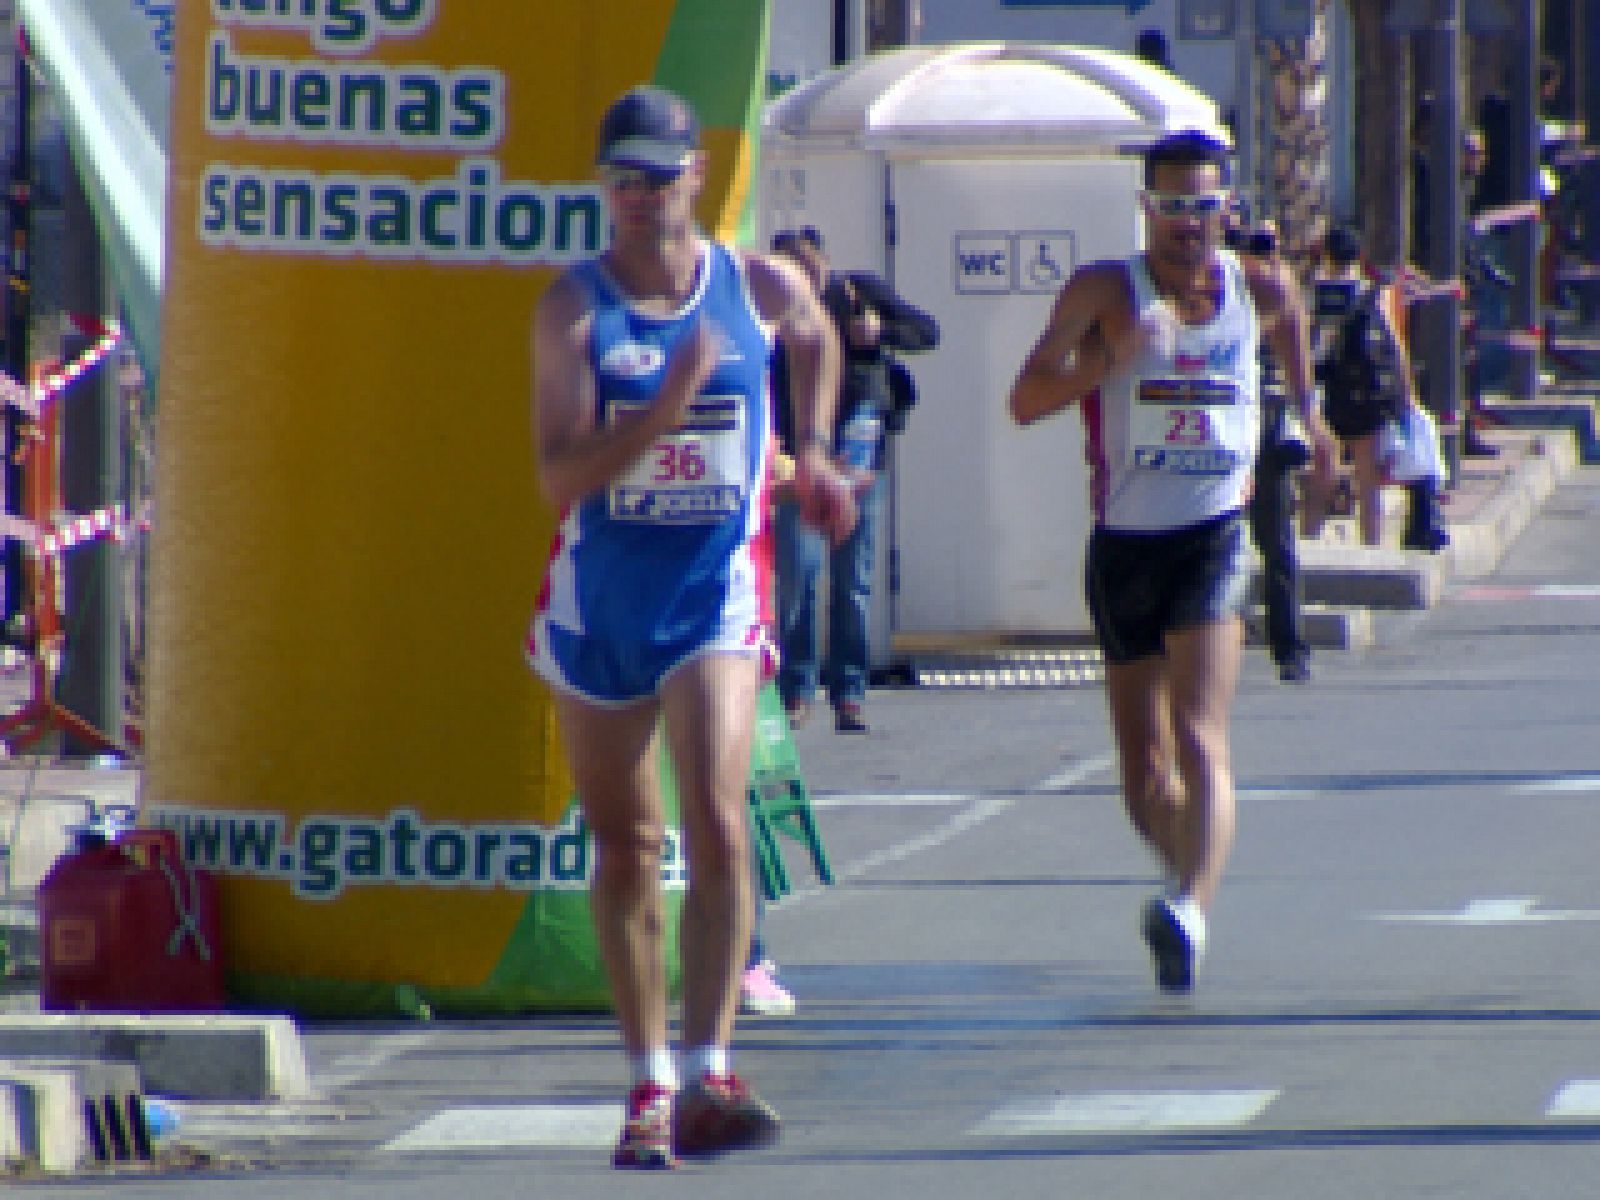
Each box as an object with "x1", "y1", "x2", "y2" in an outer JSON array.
[
  {"x1": 671, "y1": 1073, "x2": 780, "y2": 1159},
  {"x1": 612, "y1": 1081, "x2": 676, "y2": 1170},
  {"x1": 739, "y1": 960, "x2": 798, "y2": 1017},
  {"x1": 1277, "y1": 654, "x2": 1312, "y2": 683},
  {"x1": 1141, "y1": 894, "x2": 1207, "y2": 993},
  {"x1": 834, "y1": 701, "x2": 869, "y2": 734}
]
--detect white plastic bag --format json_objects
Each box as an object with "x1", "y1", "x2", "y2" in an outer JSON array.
[{"x1": 1379, "y1": 404, "x2": 1445, "y2": 484}]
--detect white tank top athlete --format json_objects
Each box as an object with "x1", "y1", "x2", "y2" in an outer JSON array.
[{"x1": 1085, "y1": 249, "x2": 1261, "y2": 532}]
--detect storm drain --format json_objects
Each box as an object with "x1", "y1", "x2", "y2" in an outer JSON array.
[
  {"x1": 911, "y1": 648, "x2": 1104, "y2": 689},
  {"x1": 0, "y1": 1059, "x2": 151, "y2": 1172}
]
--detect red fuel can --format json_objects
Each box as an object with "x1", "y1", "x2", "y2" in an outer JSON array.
[{"x1": 37, "y1": 828, "x2": 226, "y2": 1012}]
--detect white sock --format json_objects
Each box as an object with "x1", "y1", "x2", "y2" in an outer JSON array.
[
  {"x1": 682, "y1": 1044, "x2": 729, "y2": 1082},
  {"x1": 629, "y1": 1046, "x2": 678, "y2": 1091},
  {"x1": 1169, "y1": 895, "x2": 1209, "y2": 955}
]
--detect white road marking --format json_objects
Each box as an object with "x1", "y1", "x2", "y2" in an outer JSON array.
[
  {"x1": 317, "y1": 1032, "x2": 436, "y2": 1092},
  {"x1": 1374, "y1": 896, "x2": 1600, "y2": 925},
  {"x1": 1461, "y1": 584, "x2": 1600, "y2": 601},
  {"x1": 1513, "y1": 775, "x2": 1600, "y2": 794},
  {"x1": 1547, "y1": 1081, "x2": 1600, "y2": 1119},
  {"x1": 1035, "y1": 755, "x2": 1116, "y2": 794},
  {"x1": 161, "y1": 1101, "x2": 350, "y2": 1140},
  {"x1": 971, "y1": 1089, "x2": 1278, "y2": 1137},
  {"x1": 781, "y1": 756, "x2": 1114, "y2": 906},
  {"x1": 380, "y1": 1105, "x2": 621, "y2": 1152},
  {"x1": 1237, "y1": 788, "x2": 1323, "y2": 802},
  {"x1": 811, "y1": 792, "x2": 970, "y2": 809}
]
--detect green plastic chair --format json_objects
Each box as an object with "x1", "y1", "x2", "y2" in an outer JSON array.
[{"x1": 747, "y1": 682, "x2": 834, "y2": 900}]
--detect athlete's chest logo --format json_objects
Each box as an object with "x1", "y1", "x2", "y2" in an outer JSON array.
[
  {"x1": 599, "y1": 340, "x2": 665, "y2": 379},
  {"x1": 1174, "y1": 340, "x2": 1244, "y2": 373}
]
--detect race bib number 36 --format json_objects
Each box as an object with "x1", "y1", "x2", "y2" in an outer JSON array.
[
  {"x1": 609, "y1": 394, "x2": 747, "y2": 523},
  {"x1": 1130, "y1": 377, "x2": 1250, "y2": 476}
]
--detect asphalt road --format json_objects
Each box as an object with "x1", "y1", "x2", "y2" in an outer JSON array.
[{"x1": 35, "y1": 471, "x2": 1600, "y2": 1198}]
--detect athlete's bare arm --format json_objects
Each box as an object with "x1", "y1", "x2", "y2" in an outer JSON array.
[
  {"x1": 1009, "y1": 263, "x2": 1130, "y2": 425},
  {"x1": 531, "y1": 271, "x2": 717, "y2": 512},
  {"x1": 745, "y1": 250, "x2": 856, "y2": 542}
]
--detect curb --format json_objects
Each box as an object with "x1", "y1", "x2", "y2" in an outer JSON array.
[
  {"x1": 0, "y1": 1014, "x2": 311, "y2": 1174},
  {"x1": 0, "y1": 1015, "x2": 312, "y2": 1103},
  {"x1": 1440, "y1": 432, "x2": 1576, "y2": 578}
]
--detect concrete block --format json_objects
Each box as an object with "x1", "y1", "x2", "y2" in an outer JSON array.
[
  {"x1": 1299, "y1": 550, "x2": 1443, "y2": 610},
  {"x1": 1245, "y1": 605, "x2": 1372, "y2": 652},
  {"x1": 1303, "y1": 605, "x2": 1373, "y2": 651},
  {"x1": 0, "y1": 1014, "x2": 311, "y2": 1102},
  {"x1": 1443, "y1": 433, "x2": 1574, "y2": 578}
]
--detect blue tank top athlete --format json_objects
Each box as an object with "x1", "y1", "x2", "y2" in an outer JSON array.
[{"x1": 527, "y1": 241, "x2": 774, "y2": 705}]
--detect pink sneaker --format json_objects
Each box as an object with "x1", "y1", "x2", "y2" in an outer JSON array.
[{"x1": 739, "y1": 960, "x2": 797, "y2": 1017}]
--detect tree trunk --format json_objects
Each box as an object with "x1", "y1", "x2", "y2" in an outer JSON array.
[
  {"x1": 1264, "y1": 0, "x2": 1333, "y2": 277},
  {"x1": 1352, "y1": 0, "x2": 1412, "y2": 269}
]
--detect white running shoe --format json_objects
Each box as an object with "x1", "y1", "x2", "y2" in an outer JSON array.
[{"x1": 1141, "y1": 894, "x2": 1207, "y2": 993}]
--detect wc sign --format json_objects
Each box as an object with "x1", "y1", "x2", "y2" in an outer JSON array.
[{"x1": 954, "y1": 231, "x2": 1076, "y2": 296}]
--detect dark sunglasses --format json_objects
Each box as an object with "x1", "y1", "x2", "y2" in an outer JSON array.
[{"x1": 598, "y1": 164, "x2": 683, "y2": 192}]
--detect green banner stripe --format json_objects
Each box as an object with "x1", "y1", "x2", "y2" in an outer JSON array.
[
  {"x1": 654, "y1": 0, "x2": 768, "y2": 128},
  {"x1": 655, "y1": 1, "x2": 769, "y2": 242}
]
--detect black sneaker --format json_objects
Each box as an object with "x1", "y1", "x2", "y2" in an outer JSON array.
[
  {"x1": 1277, "y1": 655, "x2": 1311, "y2": 683},
  {"x1": 834, "y1": 702, "x2": 869, "y2": 734}
]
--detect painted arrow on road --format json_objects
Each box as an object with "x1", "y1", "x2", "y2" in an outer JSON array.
[{"x1": 1373, "y1": 896, "x2": 1600, "y2": 925}]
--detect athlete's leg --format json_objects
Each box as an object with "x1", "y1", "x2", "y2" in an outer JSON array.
[
  {"x1": 551, "y1": 690, "x2": 668, "y2": 1058},
  {"x1": 1161, "y1": 616, "x2": 1243, "y2": 912},
  {"x1": 660, "y1": 651, "x2": 762, "y2": 1051},
  {"x1": 1348, "y1": 432, "x2": 1384, "y2": 546},
  {"x1": 1104, "y1": 656, "x2": 1184, "y2": 877}
]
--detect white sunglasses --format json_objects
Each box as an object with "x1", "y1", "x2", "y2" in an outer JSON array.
[{"x1": 1142, "y1": 189, "x2": 1230, "y2": 218}]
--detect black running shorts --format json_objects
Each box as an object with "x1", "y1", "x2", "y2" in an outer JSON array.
[{"x1": 1085, "y1": 510, "x2": 1252, "y2": 664}]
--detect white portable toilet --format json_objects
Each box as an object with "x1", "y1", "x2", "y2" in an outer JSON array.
[{"x1": 761, "y1": 43, "x2": 1229, "y2": 652}]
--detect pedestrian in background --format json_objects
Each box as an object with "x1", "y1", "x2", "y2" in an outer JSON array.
[
  {"x1": 527, "y1": 85, "x2": 853, "y2": 1170},
  {"x1": 1308, "y1": 224, "x2": 1415, "y2": 547},
  {"x1": 770, "y1": 226, "x2": 938, "y2": 735},
  {"x1": 1229, "y1": 214, "x2": 1313, "y2": 682},
  {"x1": 1008, "y1": 131, "x2": 1334, "y2": 993}
]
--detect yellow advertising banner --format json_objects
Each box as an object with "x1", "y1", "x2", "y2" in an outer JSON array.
[{"x1": 149, "y1": 0, "x2": 770, "y2": 1014}]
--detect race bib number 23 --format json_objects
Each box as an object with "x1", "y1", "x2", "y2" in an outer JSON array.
[{"x1": 1130, "y1": 377, "x2": 1250, "y2": 476}]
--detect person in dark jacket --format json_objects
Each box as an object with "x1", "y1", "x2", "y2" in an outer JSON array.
[{"x1": 769, "y1": 227, "x2": 938, "y2": 733}]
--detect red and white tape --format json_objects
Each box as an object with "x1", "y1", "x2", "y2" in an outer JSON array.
[
  {"x1": 3, "y1": 320, "x2": 123, "y2": 420},
  {"x1": 0, "y1": 503, "x2": 147, "y2": 559}
]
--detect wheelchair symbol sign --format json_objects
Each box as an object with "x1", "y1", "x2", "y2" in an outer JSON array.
[
  {"x1": 953, "y1": 230, "x2": 1077, "y2": 296},
  {"x1": 1018, "y1": 232, "x2": 1076, "y2": 294}
]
